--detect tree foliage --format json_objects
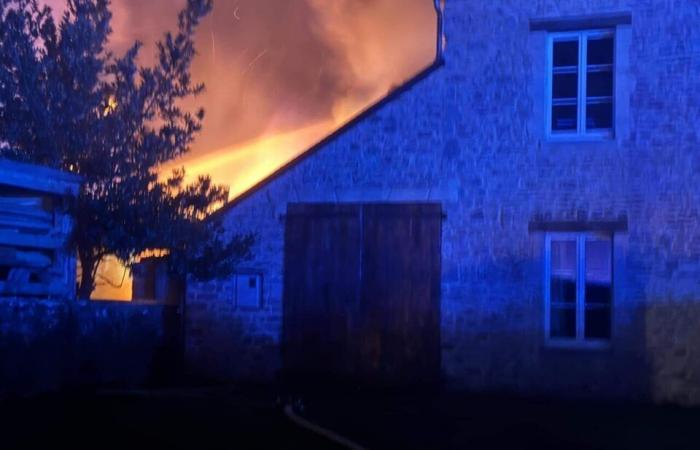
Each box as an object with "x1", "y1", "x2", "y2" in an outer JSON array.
[{"x1": 0, "y1": 0, "x2": 253, "y2": 299}]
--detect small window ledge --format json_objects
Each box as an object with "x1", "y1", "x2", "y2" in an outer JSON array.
[
  {"x1": 530, "y1": 12, "x2": 632, "y2": 32},
  {"x1": 546, "y1": 132, "x2": 614, "y2": 143},
  {"x1": 544, "y1": 339, "x2": 611, "y2": 351}
]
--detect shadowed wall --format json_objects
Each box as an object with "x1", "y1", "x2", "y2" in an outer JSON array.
[{"x1": 0, "y1": 298, "x2": 181, "y2": 396}]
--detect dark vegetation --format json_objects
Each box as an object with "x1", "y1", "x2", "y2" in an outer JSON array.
[{"x1": 0, "y1": 0, "x2": 252, "y2": 299}]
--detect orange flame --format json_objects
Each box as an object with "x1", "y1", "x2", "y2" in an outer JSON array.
[{"x1": 40, "y1": 0, "x2": 437, "y2": 300}]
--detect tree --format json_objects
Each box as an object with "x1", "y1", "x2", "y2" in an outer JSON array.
[{"x1": 0, "y1": 0, "x2": 253, "y2": 299}]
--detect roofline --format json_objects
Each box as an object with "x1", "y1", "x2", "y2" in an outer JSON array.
[{"x1": 211, "y1": 2, "x2": 446, "y2": 219}]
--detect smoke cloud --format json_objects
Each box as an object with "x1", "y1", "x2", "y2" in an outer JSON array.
[
  {"x1": 42, "y1": 0, "x2": 437, "y2": 300},
  {"x1": 44, "y1": 0, "x2": 437, "y2": 198}
]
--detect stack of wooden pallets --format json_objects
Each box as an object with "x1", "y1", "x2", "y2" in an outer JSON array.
[{"x1": 0, "y1": 159, "x2": 81, "y2": 297}]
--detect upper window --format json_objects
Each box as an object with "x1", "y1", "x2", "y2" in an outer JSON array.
[
  {"x1": 547, "y1": 30, "x2": 615, "y2": 138},
  {"x1": 545, "y1": 233, "x2": 612, "y2": 346}
]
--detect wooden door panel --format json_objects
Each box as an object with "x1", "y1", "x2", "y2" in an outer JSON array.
[
  {"x1": 283, "y1": 204, "x2": 362, "y2": 375},
  {"x1": 360, "y1": 204, "x2": 442, "y2": 383},
  {"x1": 283, "y1": 203, "x2": 442, "y2": 385}
]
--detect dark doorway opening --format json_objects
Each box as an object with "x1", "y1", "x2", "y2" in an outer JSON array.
[{"x1": 282, "y1": 203, "x2": 442, "y2": 386}]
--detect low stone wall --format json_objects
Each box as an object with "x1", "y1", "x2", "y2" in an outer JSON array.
[
  {"x1": 185, "y1": 281, "x2": 280, "y2": 383},
  {"x1": 0, "y1": 297, "x2": 181, "y2": 397},
  {"x1": 646, "y1": 302, "x2": 700, "y2": 406}
]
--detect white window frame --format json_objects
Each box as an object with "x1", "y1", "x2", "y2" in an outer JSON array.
[
  {"x1": 544, "y1": 232, "x2": 613, "y2": 349},
  {"x1": 545, "y1": 29, "x2": 615, "y2": 140}
]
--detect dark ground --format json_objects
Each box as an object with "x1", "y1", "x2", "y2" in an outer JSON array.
[
  {"x1": 0, "y1": 386, "x2": 340, "y2": 450},
  {"x1": 301, "y1": 387, "x2": 700, "y2": 449},
  {"x1": 2, "y1": 385, "x2": 700, "y2": 449}
]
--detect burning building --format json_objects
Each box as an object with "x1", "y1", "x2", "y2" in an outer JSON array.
[{"x1": 185, "y1": 1, "x2": 700, "y2": 405}]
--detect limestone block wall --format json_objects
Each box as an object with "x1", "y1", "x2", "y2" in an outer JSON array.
[{"x1": 187, "y1": 0, "x2": 700, "y2": 404}]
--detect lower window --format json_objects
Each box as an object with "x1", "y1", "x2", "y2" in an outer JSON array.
[{"x1": 546, "y1": 233, "x2": 612, "y2": 345}]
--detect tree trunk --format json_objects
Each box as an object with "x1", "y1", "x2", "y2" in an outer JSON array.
[{"x1": 77, "y1": 249, "x2": 97, "y2": 300}]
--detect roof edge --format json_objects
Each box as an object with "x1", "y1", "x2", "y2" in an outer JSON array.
[{"x1": 211, "y1": 4, "x2": 446, "y2": 219}]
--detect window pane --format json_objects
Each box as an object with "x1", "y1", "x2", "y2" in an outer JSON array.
[
  {"x1": 585, "y1": 239, "x2": 612, "y2": 304},
  {"x1": 585, "y1": 280, "x2": 611, "y2": 304},
  {"x1": 551, "y1": 240, "x2": 576, "y2": 304},
  {"x1": 587, "y1": 37, "x2": 613, "y2": 65},
  {"x1": 553, "y1": 73, "x2": 578, "y2": 99},
  {"x1": 551, "y1": 276, "x2": 576, "y2": 303},
  {"x1": 586, "y1": 101, "x2": 613, "y2": 130},
  {"x1": 552, "y1": 105, "x2": 577, "y2": 131},
  {"x1": 585, "y1": 306, "x2": 611, "y2": 339},
  {"x1": 586, "y1": 70, "x2": 613, "y2": 97},
  {"x1": 551, "y1": 306, "x2": 576, "y2": 338},
  {"x1": 551, "y1": 39, "x2": 579, "y2": 133},
  {"x1": 585, "y1": 239, "x2": 611, "y2": 339},
  {"x1": 553, "y1": 40, "x2": 579, "y2": 67}
]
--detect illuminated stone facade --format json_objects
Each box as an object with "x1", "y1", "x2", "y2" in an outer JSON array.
[{"x1": 187, "y1": 1, "x2": 700, "y2": 404}]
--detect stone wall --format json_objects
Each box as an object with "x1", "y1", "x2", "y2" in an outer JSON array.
[
  {"x1": 646, "y1": 302, "x2": 700, "y2": 406},
  {"x1": 187, "y1": 0, "x2": 700, "y2": 404},
  {"x1": 185, "y1": 279, "x2": 279, "y2": 382},
  {"x1": 0, "y1": 298, "x2": 181, "y2": 396}
]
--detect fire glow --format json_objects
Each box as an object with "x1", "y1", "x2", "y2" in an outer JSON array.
[{"x1": 42, "y1": 0, "x2": 437, "y2": 299}]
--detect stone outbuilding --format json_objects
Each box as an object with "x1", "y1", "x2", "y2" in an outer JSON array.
[{"x1": 186, "y1": 0, "x2": 700, "y2": 405}]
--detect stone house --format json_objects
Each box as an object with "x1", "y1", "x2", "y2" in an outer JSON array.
[{"x1": 186, "y1": 0, "x2": 700, "y2": 405}]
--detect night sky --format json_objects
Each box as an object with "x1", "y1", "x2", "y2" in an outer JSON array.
[{"x1": 46, "y1": 0, "x2": 437, "y2": 198}]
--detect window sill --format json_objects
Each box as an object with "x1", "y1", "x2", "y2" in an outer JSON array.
[
  {"x1": 540, "y1": 136, "x2": 619, "y2": 153},
  {"x1": 545, "y1": 132, "x2": 614, "y2": 143},
  {"x1": 544, "y1": 339, "x2": 611, "y2": 351}
]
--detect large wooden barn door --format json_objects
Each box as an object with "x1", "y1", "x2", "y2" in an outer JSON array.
[
  {"x1": 283, "y1": 204, "x2": 362, "y2": 377},
  {"x1": 359, "y1": 204, "x2": 442, "y2": 383},
  {"x1": 283, "y1": 203, "x2": 442, "y2": 385}
]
